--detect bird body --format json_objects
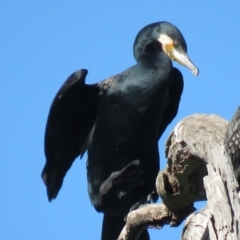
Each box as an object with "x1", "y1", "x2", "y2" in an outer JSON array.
[
  {"x1": 42, "y1": 21, "x2": 198, "y2": 239},
  {"x1": 88, "y1": 52, "x2": 173, "y2": 216}
]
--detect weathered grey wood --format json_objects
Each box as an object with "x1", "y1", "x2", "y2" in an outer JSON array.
[
  {"x1": 204, "y1": 151, "x2": 240, "y2": 240},
  {"x1": 181, "y1": 206, "x2": 209, "y2": 240},
  {"x1": 117, "y1": 204, "x2": 171, "y2": 240},
  {"x1": 118, "y1": 203, "x2": 195, "y2": 240},
  {"x1": 156, "y1": 114, "x2": 228, "y2": 224}
]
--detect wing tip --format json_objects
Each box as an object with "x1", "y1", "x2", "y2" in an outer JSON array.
[
  {"x1": 75, "y1": 69, "x2": 88, "y2": 79},
  {"x1": 41, "y1": 168, "x2": 59, "y2": 202}
]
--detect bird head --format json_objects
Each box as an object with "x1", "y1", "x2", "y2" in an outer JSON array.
[{"x1": 133, "y1": 21, "x2": 199, "y2": 76}]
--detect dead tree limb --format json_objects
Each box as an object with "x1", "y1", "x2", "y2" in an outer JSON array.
[
  {"x1": 181, "y1": 206, "x2": 209, "y2": 240},
  {"x1": 118, "y1": 204, "x2": 171, "y2": 240}
]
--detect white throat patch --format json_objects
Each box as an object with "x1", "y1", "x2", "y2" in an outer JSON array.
[{"x1": 158, "y1": 34, "x2": 173, "y2": 46}]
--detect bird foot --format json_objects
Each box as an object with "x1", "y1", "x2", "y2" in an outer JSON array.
[{"x1": 99, "y1": 160, "x2": 144, "y2": 197}]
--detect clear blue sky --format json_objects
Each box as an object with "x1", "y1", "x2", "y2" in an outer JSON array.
[{"x1": 1, "y1": 1, "x2": 239, "y2": 239}]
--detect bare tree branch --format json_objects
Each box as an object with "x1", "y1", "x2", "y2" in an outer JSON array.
[
  {"x1": 181, "y1": 206, "x2": 209, "y2": 240},
  {"x1": 118, "y1": 204, "x2": 171, "y2": 240}
]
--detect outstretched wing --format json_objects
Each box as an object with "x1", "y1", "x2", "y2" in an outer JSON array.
[
  {"x1": 224, "y1": 106, "x2": 240, "y2": 183},
  {"x1": 42, "y1": 69, "x2": 99, "y2": 201},
  {"x1": 158, "y1": 67, "x2": 184, "y2": 138}
]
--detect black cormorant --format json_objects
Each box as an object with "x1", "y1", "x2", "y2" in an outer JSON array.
[
  {"x1": 224, "y1": 106, "x2": 240, "y2": 184},
  {"x1": 42, "y1": 21, "x2": 199, "y2": 240}
]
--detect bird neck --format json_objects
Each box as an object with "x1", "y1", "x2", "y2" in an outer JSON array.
[
  {"x1": 134, "y1": 38, "x2": 172, "y2": 70},
  {"x1": 137, "y1": 50, "x2": 172, "y2": 72},
  {"x1": 134, "y1": 38, "x2": 163, "y2": 61}
]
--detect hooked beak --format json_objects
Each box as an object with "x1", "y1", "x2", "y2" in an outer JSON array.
[{"x1": 170, "y1": 48, "x2": 199, "y2": 76}]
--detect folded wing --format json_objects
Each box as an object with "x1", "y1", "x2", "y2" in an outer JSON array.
[
  {"x1": 158, "y1": 67, "x2": 184, "y2": 138},
  {"x1": 42, "y1": 69, "x2": 99, "y2": 201}
]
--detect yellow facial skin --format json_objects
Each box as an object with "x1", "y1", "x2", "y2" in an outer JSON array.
[{"x1": 164, "y1": 42, "x2": 175, "y2": 60}]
